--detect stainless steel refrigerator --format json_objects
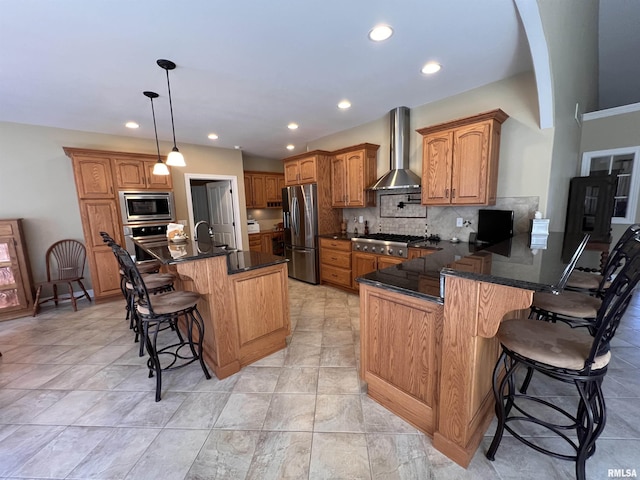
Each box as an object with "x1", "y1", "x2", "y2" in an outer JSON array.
[{"x1": 282, "y1": 184, "x2": 319, "y2": 284}]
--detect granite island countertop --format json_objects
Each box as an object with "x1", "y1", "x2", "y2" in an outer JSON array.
[
  {"x1": 356, "y1": 232, "x2": 580, "y2": 302},
  {"x1": 134, "y1": 238, "x2": 288, "y2": 274}
]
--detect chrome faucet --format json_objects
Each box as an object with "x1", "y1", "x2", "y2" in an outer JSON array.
[{"x1": 194, "y1": 220, "x2": 213, "y2": 240}]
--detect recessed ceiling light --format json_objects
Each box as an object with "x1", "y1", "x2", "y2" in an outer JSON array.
[
  {"x1": 421, "y1": 62, "x2": 442, "y2": 75},
  {"x1": 368, "y1": 25, "x2": 393, "y2": 42},
  {"x1": 287, "y1": 123, "x2": 299, "y2": 130},
  {"x1": 234, "y1": 145, "x2": 242, "y2": 150},
  {"x1": 125, "y1": 121, "x2": 139, "y2": 129},
  {"x1": 286, "y1": 144, "x2": 295, "y2": 151},
  {"x1": 338, "y1": 100, "x2": 351, "y2": 110},
  {"x1": 207, "y1": 133, "x2": 219, "y2": 140}
]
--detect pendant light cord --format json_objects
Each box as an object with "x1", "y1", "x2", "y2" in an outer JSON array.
[
  {"x1": 150, "y1": 96, "x2": 162, "y2": 161},
  {"x1": 165, "y1": 69, "x2": 178, "y2": 150}
]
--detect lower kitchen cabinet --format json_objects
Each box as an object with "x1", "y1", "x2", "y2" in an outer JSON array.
[
  {"x1": 0, "y1": 218, "x2": 35, "y2": 321},
  {"x1": 319, "y1": 238, "x2": 353, "y2": 290},
  {"x1": 352, "y1": 251, "x2": 404, "y2": 288},
  {"x1": 249, "y1": 233, "x2": 262, "y2": 252},
  {"x1": 249, "y1": 232, "x2": 278, "y2": 254},
  {"x1": 407, "y1": 247, "x2": 439, "y2": 259}
]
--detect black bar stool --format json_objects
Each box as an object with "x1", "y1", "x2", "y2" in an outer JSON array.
[
  {"x1": 486, "y1": 236, "x2": 640, "y2": 480},
  {"x1": 113, "y1": 243, "x2": 211, "y2": 401}
]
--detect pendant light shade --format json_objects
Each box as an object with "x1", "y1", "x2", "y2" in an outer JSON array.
[
  {"x1": 157, "y1": 59, "x2": 186, "y2": 167},
  {"x1": 144, "y1": 91, "x2": 170, "y2": 176}
]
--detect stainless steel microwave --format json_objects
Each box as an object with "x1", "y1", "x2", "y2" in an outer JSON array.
[{"x1": 119, "y1": 191, "x2": 176, "y2": 225}]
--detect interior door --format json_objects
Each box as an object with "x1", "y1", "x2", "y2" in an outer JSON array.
[{"x1": 206, "y1": 181, "x2": 237, "y2": 249}]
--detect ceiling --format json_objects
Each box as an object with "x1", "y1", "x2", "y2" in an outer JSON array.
[
  {"x1": 0, "y1": 0, "x2": 534, "y2": 159},
  {"x1": 2, "y1": 1, "x2": 635, "y2": 161}
]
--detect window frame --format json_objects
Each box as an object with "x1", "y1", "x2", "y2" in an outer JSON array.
[{"x1": 581, "y1": 146, "x2": 640, "y2": 224}]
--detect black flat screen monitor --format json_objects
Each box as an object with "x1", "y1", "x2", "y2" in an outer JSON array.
[{"x1": 476, "y1": 209, "x2": 514, "y2": 245}]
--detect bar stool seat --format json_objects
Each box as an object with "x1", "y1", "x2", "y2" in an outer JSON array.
[
  {"x1": 531, "y1": 290, "x2": 601, "y2": 319},
  {"x1": 565, "y1": 270, "x2": 602, "y2": 291},
  {"x1": 125, "y1": 273, "x2": 175, "y2": 292},
  {"x1": 137, "y1": 290, "x2": 200, "y2": 316}
]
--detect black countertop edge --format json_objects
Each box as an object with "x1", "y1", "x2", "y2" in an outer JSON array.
[
  {"x1": 440, "y1": 268, "x2": 554, "y2": 293},
  {"x1": 226, "y1": 251, "x2": 289, "y2": 275},
  {"x1": 355, "y1": 276, "x2": 444, "y2": 305}
]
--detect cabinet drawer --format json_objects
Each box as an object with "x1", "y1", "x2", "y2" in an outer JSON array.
[
  {"x1": 319, "y1": 237, "x2": 352, "y2": 252},
  {"x1": 321, "y1": 265, "x2": 352, "y2": 288},
  {"x1": 322, "y1": 249, "x2": 351, "y2": 269}
]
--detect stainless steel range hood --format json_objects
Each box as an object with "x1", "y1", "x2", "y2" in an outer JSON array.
[{"x1": 367, "y1": 106, "x2": 421, "y2": 190}]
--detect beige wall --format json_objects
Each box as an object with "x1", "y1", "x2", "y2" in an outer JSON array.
[
  {"x1": 0, "y1": 121, "x2": 247, "y2": 289},
  {"x1": 580, "y1": 108, "x2": 640, "y2": 246},
  {"x1": 243, "y1": 154, "x2": 284, "y2": 173},
  {"x1": 308, "y1": 72, "x2": 554, "y2": 216},
  {"x1": 537, "y1": 0, "x2": 599, "y2": 231}
]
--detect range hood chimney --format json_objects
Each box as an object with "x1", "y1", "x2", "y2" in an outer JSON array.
[{"x1": 367, "y1": 106, "x2": 421, "y2": 190}]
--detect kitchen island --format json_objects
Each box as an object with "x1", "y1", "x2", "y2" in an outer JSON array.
[
  {"x1": 356, "y1": 233, "x2": 578, "y2": 468},
  {"x1": 137, "y1": 238, "x2": 290, "y2": 379}
]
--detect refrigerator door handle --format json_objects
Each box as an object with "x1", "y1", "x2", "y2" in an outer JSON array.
[
  {"x1": 292, "y1": 196, "x2": 299, "y2": 237},
  {"x1": 283, "y1": 211, "x2": 290, "y2": 229}
]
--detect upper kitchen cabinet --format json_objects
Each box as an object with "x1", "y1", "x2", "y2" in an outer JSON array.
[
  {"x1": 70, "y1": 156, "x2": 115, "y2": 199},
  {"x1": 283, "y1": 151, "x2": 331, "y2": 186},
  {"x1": 330, "y1": 143, "x2": 379, "y2": 208},
  {"x1": 244, "y1": 172, "x2": 267, "y2": 209},
  {"x1": 264, "y1": 173, "x2": 285, "y2": 208},
  {"x1": 113, "y1": 157, "x2": 173, "y2": 190},
  {"x1": 418, "y1": 109, "x2": 508, "y2": 206}
]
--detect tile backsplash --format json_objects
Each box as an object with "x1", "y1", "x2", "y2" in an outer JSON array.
[{"x1": 343, "y1": 188, "x2": 539, "y2": 241}]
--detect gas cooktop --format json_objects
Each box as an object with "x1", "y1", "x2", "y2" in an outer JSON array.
[{"x1": 351, "y1": 233, "x2": 441, "y2": 258}]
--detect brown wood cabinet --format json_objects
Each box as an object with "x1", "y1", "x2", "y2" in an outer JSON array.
[
  {"x1": 319, "y1": 237, "x2": 353, "y2": 290},
  {"x1": 244, "y1": 173, "x2": 266, "y2": 209},
  {"x1": 330, "y1": 143, "x2": 379, "y2": 208},
  {"x1": 283, "y1": 152, "x2": 326, "y2": 185},
  {"x1": 352, "y1": 251, "x2": 404, "y2": 288},
  {"x1": 65, "y1": 147, "x2": 150, "y2": 301},
  {"x1": 248, "y1": 233, "x2": 262, "y2": 252},
  {"x1": 113, "y1": 158, "x2": 173, "y2": 190},
  {"x1": 248, "y1": 232, "x2": 275, "y2": 254},
  {"x1": 0, "y1": 219, "x2": 34, "y2": 321},
  {"x1": 407, "y1": 247, "x2": 439, "y2": 260},
  {"x1": 418, "y1": 109, "x2": 508, "y2": 206}
]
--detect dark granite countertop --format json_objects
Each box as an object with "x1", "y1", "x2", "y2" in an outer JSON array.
[
  {"x1": 134, "y1": 238, "x2": 287, "y2": 275},
  {"x1": 356, "y1": 233, "x2": 579, "y2": 302}
]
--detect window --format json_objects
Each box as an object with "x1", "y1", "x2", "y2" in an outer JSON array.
[{"x1": 581, "y1": 146, "x2": 640, "y2": 224}]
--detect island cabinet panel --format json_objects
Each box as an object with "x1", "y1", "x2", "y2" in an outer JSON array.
[
  {"x1": 175, "y1": 255, "x2": 290, "y2": 380},
  {"x1": 232, "y1": 267, "x2": 289, "y2": 365},
  {"x1": 360, "y1": 284, "x2": 443, "y2": 435}
]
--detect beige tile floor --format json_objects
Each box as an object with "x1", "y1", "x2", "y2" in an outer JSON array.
[{"x1": 1, "y1": 279, "x2": 639, "y2": 479}]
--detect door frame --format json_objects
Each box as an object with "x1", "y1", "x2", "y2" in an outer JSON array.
[{"x1": 184, "y1": 173, "x2": 244, "y2": 250}]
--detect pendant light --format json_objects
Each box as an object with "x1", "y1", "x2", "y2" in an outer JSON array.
[
  {"x1": 157, "y1": 59, "x2": 186, "y2": 167},
  {"x1": 144, "y1": 91, "x2": 170, "y2": 176}
]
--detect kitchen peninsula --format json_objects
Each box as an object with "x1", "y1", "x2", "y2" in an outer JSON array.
[
  {"x1": 356, "y1": 233, "x2": 572, "y2": 468},
  {"x1": 137, "y1": 238, "x2": 290, "y2": 379}
]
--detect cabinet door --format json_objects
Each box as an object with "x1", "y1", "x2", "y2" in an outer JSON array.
[
  {"x1": 244, "y1": 174, "x2": 254, "y2": 207},
  {"x1": 421, "y1": 131, "x2": 453, "y2": 205},
  {"x1": 299, "y1": 157, "x2": 317, "y2": 184},
  {"x1": 143, "y1": 160, "x2": 173, "y2": 189},
  {"x1": 451, "y1": 122, "x2": 490, "y2": 204},
  {"x1": 251, "y1": 175, "x2": 266, "y2": 208},
  {"x1": 284, "y1": 160, "x2": 300, "y2": 185},
  {"x1": 79, "y1": 200, "x2": 122, "y2": 297},
  {"x1": 0, "y1": 235, "x2": 29, "y2": 318},
  {"x1": 261, "y1": 233, "x2": 273, "y2": 254},
  {"x1": 352, "y1": 252, "x2": 378, "y2": 287},
  {"x1": 73, "y1": 157, "x2": 115, "y2": 199},
  {"x1": 331, "y1": 155, "x2": 347, "y2": 207},
  {"x1": 345, "y1": 150, "x2": 366, "y2": 207},
  {"x1": 278, "y1": 176, "x2": 286, "y2": 195},
  {"x1": 265, "y1": 175, "x2": 279, "y2": 202},
  {"x1": 377, "y1": 256, "x2": 404, "y2": 270},
  {"x1": 113, "y1": 159, "x2": 146, "y2": 189},
  {"x1": 249, "y1": 233, "x2": 262, "y2": 252}
]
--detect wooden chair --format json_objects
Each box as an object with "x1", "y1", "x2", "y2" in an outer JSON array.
[{"x1": 32, "y1": 239, "x2": 91, "y2": 316}]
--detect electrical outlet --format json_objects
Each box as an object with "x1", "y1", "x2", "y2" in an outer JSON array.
[{"x1": 456, "y1": 217, "x2": 463, "y2": 227}]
